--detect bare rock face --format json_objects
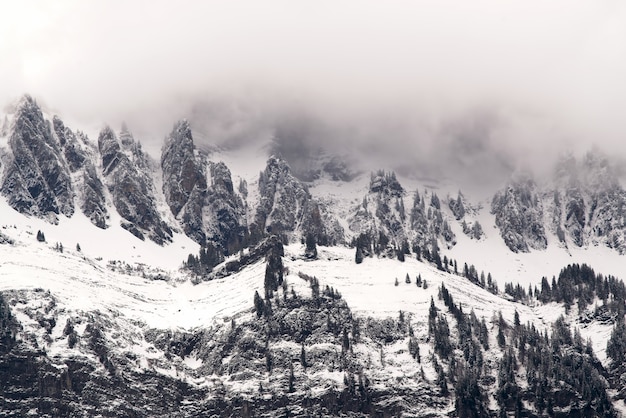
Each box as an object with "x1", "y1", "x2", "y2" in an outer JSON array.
[
  {"x1": 1, "y1": 95, "x2": 74, "y2": 221},
  {"x1": 98, "y1": 126, "x2": 172, "y2": 244},
  {"x1": 203, "y1": 161, "x2": 249, "y2": 254},
  {"x1": 80, "y1": 163, "x2": 109, "y2": 229},
  {"x1": 552, "y1": 151, "x2": 626, "y2": 253},
  {"x1": 251, "y1": 156, "x2": 309, "y2": 242},
  {"x1": 161, "y1": 120, "x2": 207, "y2": 218},
  {"x1": 161, "y1": 121, "x2": 248, "y2": 253},
  {"x1": 251, "y1": 156, "x2": 343, "y2": 246},
  {"x1": 52, "y1": 116, "x2": 109, "y2": 229},
  {"x1": 491, "y1": 173, "x2": 547, "y2": 253},
  {"x1": 161, "y1": 120, "x2": 207, "y2": 245},
  {"x1": 349, "y1": 170, "x2": 454, "y2": 255}
]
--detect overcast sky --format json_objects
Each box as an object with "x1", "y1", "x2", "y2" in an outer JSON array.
[{"x1": 2, "y1": 0, "x2": 626, "y2": 178}]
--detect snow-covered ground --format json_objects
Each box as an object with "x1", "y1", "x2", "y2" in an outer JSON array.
[
  {"x1": 0, "y1": 226, "x2": 263, "y2": 330},
  {"x1": 305, "y1": 167, "x2": 626, "y2": 290},
  {"x1": 0, "y1": 196, "x2": 198, "y2": 271},
  {"x1": 284, "y1": 243, "x2": 614, "y2": 364},
  {"x1": 1, "y1": 200, "x2": 616, "y2": 354}
]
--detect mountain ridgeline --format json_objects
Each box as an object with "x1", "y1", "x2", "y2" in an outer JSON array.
[
  {"x1": 2, "y1": 95, "x2": 626, "y2": 261},
  {"x1": 5, "y1": 95, "x2": 626, "y2": 417}
]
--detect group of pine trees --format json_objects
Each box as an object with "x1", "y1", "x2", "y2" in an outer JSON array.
[
  {"x1": 184, "y1": 242, "x2": 224, "y2": 275},
  {"x1": 429, "y1": 282, "x2": 615, "y2": 417},
  {"x1": 36, "y1": 230, "x2": 81, "y2": 253},
  {"x1": 503, "y1": 263, "x2": 626, "y2": 320}
]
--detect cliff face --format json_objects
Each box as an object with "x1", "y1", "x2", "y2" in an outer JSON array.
[
  {"x1": 491, "y1": 174, "x2": 547, "y2": 253},
  {"x1": 98, "y1": 126, "x2": 172, "y2": 244},
  {"x1": 493, "y1": 151, "x2": 626, "y2": 254},
  {"x1": 1, "y1": 96, "x2": 74, "y2": 222},
  {"x1": 161, "y1": 121, "x2": 247, "y2": 253},
  {"x1": 52, "y1": 116, "x2": 109, "y2": 229},
  {"x1": 250, "y1": 156, "x2": 343, "y2": 246},
  {"x1": 161, "y1": 120, "x2": 207, "y2": 218}
]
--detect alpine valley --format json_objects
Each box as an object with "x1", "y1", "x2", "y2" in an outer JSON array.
[{"x1": 3, "y1": 95, "x2": 626, "y2": 417}]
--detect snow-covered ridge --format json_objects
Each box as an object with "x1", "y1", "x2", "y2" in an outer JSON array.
[{"x1": 1, "y1": 227, "x2": 622, "y2": 416}]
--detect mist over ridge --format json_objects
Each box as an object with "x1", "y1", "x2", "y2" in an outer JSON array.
[{"x1": 1, "y1": 0, "x2": 625, "y2": 191}]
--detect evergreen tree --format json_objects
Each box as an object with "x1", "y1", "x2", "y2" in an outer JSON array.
[
  {"x1": 288, "y1": 362, "x2": 295, "y2": 392},
  {"x1": 254, "y1": 291, "x2": 265, "y2": 318},
  {"x1": 396, "y1": 247, "x2": 405, "y2": 262},
  {"x1": 305, "y1": 233, "x2": 318, "y2": 259},
  {"x1": 355, "y1": 246, "x2": 364, "y2": 264},
  {"x1": 300, "y1": 344, "x2": 307, "y2": 369},
  {"x1": 607, "y1": 316, "x2": 626, "y2": 366}
]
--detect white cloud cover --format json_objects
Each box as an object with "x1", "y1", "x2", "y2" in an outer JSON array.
[{"x1": 1, "y1": 0, "x2": 626, "y2": 175}]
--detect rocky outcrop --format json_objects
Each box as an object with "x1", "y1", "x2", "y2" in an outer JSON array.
[
  {"x1": 161, "y1": 121, "x2": 247, "y2": 253},
  {"x1": 161, "y1": 120, "x2": 207, "y2": 218},
  {"x1": 52, "y1": 116, "x2": 85, "y2": 173},
  {"x1": 448, "y1": 192, "x2": 466, "y2": 221},
  {"x1": 52, "y1": 116, "x2": 109, "y2": 229},
  {"x1": 202, "y1": 162, "x2": 248, "y2": 254},
  {"x1": 491, "y1": 173, "x2": 547, "y2": 253},
  {"x1": 349, "y1": 170, "x2": 455, "y2": 254},
  {"x1": 98, "y1": 126, "x2": 172, "y2": 244},
  {"x1": 250, "y1": 156, "x2": 343, "y2": 246},
  {"x1": 81, "y1": 163, "x2": 109, "y2": 229},
  {"x1": 0, "y1": 95, "x2": 74, "y2": 221},
  {"x1": 551, "y1": 151, "x2": 626, "y2": 253}
]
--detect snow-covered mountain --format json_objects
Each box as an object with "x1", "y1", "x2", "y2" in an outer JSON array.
[{"x1": 2, "y1": 95, "x2": 626, "y2": 417}]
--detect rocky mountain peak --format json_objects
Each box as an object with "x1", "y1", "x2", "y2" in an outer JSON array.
[
  {"x1": 98, "y1": 125, "x2": 173, "y2": 244},
  {"x1": 161, "y1": 120, "x2": 207, "y2": 218},
  {"x1": 251, "y1": 155, "x2": 343, "y2": 246},
  {"x1": 491, "y1": 173, "x2": 547, "y2": 253},
  {"x1": 98, "y1": 126, "x2": 122, "y2": 176},
  {"x1": 0, "y1": 95, "x2": 74, "y2": 221}
]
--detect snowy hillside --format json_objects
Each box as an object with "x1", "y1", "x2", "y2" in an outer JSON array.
[
  {"x1": 2, "y1": 211, "x2": 625, "y2": 416},
  {"x1": 2, "y1": 95, "x2": 626, "y2": 416}
]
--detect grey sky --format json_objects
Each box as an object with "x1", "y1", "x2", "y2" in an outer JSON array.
[{"x1": 2, "y1": 0, "x2": 626, "y2": 176}]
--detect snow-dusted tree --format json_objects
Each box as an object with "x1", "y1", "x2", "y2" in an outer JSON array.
[{"x1": 305, "y1": 233, "x2": 317, "y2": 259}]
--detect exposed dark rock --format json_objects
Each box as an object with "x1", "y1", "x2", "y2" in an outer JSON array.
[
  {"x1": 52, "y1": 116, "x2": 86, "y2": 173},
  {"x1": 81, "y1": 163, "x2": 109, "y2": 229},
  {"x1": 551, "y1": 151, "x2": 626, "y2": 253},
  {"x1": 161, "y1": 121, "x2": 248, "y2": 252},
  {"x1": 162, "y1": 120, "x2": 207, "y2": 218},
  {"x1": 492, "y1": 173, "x2": 547, "y2": 252},
  {"x1": 204, "y1": 162, "x2": 248, "y2": 253},
  {"x1": 448, "y1": 192, "x2": 466, "y2": 221},
  {"x1": 98, "y1": 126, "x2": 172, "y2": 244},
  {"x1": 52, "y1": 116, "x2": 109, "y2": 229},
  {"x1": 251, "y1": 156, "x2": 343, "y2": 246},
  {"x1": 1, "y1": 95, "x2": 74, "y2": 221}
]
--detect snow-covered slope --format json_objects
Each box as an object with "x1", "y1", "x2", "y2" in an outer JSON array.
[
  {"x1": 1, "y1": 217, "x2": 623, "y2": 416},
  {"x1": 2, "y1": 94, "x2": 626, "y2": 416}
]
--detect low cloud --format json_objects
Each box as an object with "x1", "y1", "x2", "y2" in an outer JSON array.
[{"x1": 2, "y1": 0, "x2": 626, "y2": 183}]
